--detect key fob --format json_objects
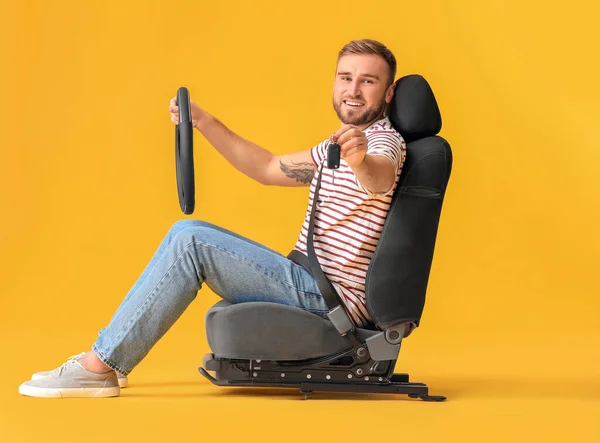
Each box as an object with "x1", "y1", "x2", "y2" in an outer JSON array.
[{"x1": 327, "y1": 142, "x2": 341, "y2": 169}]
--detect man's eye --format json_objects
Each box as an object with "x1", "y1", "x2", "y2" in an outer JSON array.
[
  {"x1": 364, "y1": 80, "x2": 373, "y2": 84},
  {"x1": 342, "y1": 77, "x2": 351, "y2": 81}
]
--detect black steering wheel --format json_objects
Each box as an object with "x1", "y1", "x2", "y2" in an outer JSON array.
[{"x1": 175, "y1": 87, "x2": 195, "y2": 215}]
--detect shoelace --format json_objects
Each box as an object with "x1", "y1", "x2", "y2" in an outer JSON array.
[
  {"x1": 50, "y1": 352, "x2": 86, "y2": 377},
  {"x1": 51, "y1": 359, "x2": 77, "y2": 377},
  {"x1": 49, "y1": 352, "x2": 125, "y2": 378}
]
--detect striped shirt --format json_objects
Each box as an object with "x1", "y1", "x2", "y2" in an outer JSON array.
[{"x1": 293, "y1": 117, "x2": 406, "y2": 327}]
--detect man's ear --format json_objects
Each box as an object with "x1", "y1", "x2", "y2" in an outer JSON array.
[{"x1": 385, "y1": 81, "x2": 396, "y2": 104}]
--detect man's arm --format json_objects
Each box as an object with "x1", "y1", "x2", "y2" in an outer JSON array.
[
  {"x1": 268, "y1": 152, "x2": 316, "y2": 186},
  {"x1": 333, "y1": 124, "x2": 398, "y2": 195},
  {"x1": 193, "y1": 110, "x2": 315, "y2": 187},
  {"x1": 351, "y1": 155, "x2": 396, "y2": 195}
]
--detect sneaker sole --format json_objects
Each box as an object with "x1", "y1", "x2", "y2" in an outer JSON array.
[
  {"x1": 31, "y1": 374, "x2": 128, "y2": 388},
  {"x1": 19, "y1": 384, "x2": 120, "y2": 398}
]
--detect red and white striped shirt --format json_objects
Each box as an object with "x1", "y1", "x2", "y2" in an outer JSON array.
[{"x1": 293, "y1": 117, "x2": 406, "y2": 327}]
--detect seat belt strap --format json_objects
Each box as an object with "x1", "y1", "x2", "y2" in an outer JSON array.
[{"x1": 288, "y1": 163, "x2": 356, "y2": 336}]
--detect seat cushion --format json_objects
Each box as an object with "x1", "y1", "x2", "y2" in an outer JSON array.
[{"x1": 205, "y1": 301, "x2": 379, "y2": 361}]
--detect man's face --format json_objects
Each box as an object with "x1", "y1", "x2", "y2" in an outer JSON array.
[{"x1": 332, "y1": 54, "x2": 394, "y2": 129}]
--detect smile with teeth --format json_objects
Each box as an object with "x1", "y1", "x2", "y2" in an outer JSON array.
[{"x1": 344, "y1": 100, "x2": 364, "y2": 107}]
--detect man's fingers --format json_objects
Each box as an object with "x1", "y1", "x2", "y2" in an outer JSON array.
[
  {"x1": 332, "y1": 124, "x2": 355, "y2": 141},
  {"x1": 337, "y1": 128, "x2": 364, "y2": 145},
  {"x1": 342, "y1": 146, "x2": 357, "y2": 158},
  {"x1": 342, "y1": 144, "x2": 360, "y2": 157},
  {"x1": 169, "y1": 97, "x2": 180, "y2": 124},
  {"x1": 341, "y1": 137, "x2": 366, "y2": 156},
  {"x1": 340, "y1": 136, "x2": 367, "y2": 152},
  {"x1": 341, "y1": 146, "x2": 365, "y2": 163}
]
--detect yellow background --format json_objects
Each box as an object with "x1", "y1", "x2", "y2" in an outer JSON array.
[{"x1": 1, "y1": 0, "x2": 598, "y2": 442}]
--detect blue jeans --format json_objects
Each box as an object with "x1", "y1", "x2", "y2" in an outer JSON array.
[{"x1": 92, "y1": 220, "x2": 329, "y2": 375}]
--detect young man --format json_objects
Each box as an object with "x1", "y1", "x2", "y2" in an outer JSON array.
[{"x1": 19, "y1": 39, "x2": 407, "y2": 398}]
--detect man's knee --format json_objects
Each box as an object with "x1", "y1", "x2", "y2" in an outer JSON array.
[
  {"x1": 169, "y1": 219, "x2": 217, "y2": 234},
  {"x1": 169, "y1": 220, "x2": 218, "y2": 247}
]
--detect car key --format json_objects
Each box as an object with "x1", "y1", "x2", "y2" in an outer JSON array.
[{"x1": 327, "y1": 140, "x2": 341, "y2": 169}]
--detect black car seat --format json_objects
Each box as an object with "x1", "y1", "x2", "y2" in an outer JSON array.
[{"x1": 199, "y1": 74, "x2": 453, "y2": 401}]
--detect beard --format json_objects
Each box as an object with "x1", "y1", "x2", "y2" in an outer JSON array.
[{"x1": 333, "y1": 95, "x2": 387, "y2": 126}]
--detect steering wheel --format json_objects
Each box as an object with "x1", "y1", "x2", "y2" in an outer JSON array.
[{"x1": 175, "y1": 87, "x2": 195, "y2": 215}]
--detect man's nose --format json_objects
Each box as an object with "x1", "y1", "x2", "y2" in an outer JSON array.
[{"x1": 349, "y1": 81, "x2": 361, "y2": 97}]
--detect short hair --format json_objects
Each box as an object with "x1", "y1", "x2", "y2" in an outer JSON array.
[{"x1": 337, "y1": 39, "x2": 397, "y2": 86}]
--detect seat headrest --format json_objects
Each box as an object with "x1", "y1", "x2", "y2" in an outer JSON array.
[{"x1": 388, "y1": 75, "x2": 442, "y2": 143}]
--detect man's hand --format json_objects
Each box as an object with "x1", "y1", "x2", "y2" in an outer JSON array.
[
  {"x1": 332, "y1": 124, "x2": 396, "y2": 195},
  {"x1": 332, "y1": 125, "x2": 368, "y2": 168},
  {"x1": 169, "y1": 97, "x2": 207, "y2": 129}
]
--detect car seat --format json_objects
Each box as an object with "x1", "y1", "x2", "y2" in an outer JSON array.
[{"x1": 199, "y1": 74, "x2": 453, "y2": 401}]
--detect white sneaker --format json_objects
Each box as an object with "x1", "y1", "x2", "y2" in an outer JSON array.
[
  {"x1": 19, "y1": 358, "x2": 120, "y2": 398},
  {"x1": 31, "y1": 352, "x2": 128, "y2": 388}
]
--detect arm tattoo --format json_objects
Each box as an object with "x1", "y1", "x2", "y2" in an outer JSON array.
[{"x1": 279, "y1": 160, "x2": 315, "y2": 184}]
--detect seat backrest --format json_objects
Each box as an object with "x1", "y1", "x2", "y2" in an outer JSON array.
[{"x1": 365, "y1": 75, "x2": 453, "y2": 329}]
